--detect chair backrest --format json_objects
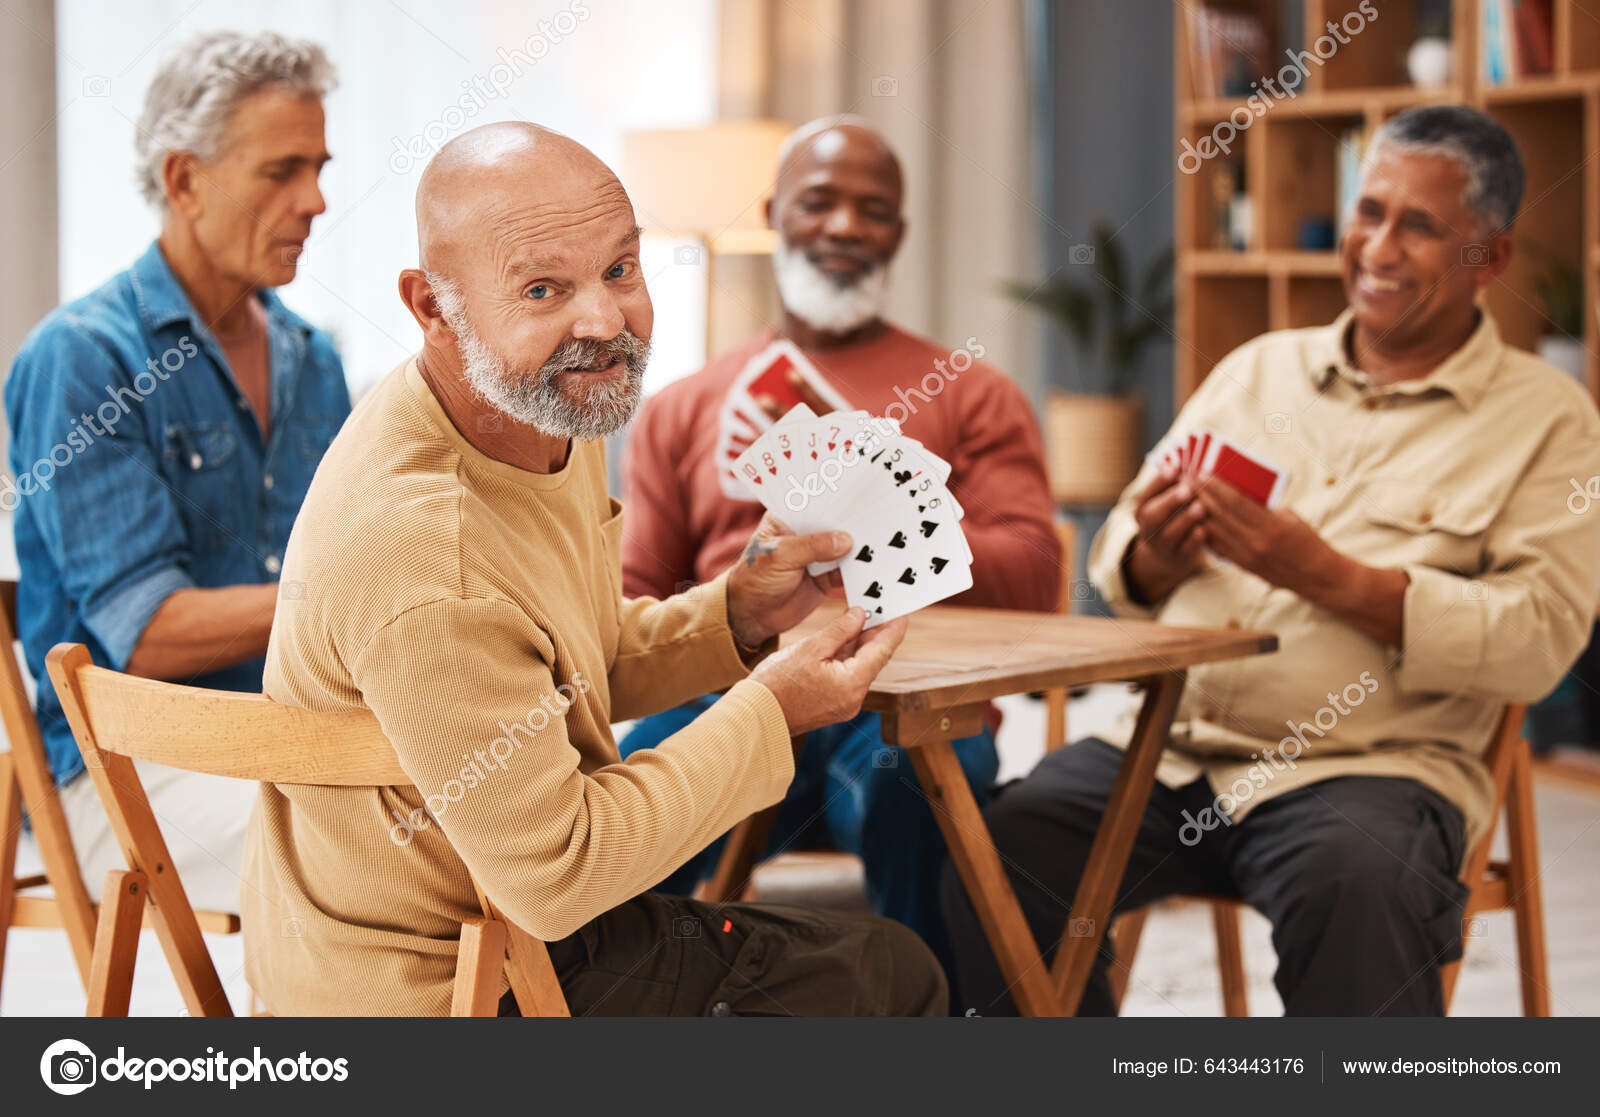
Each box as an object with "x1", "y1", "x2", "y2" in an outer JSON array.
[{"x1": 43, "y1": 641, "x2": 566, "y2": 1017}]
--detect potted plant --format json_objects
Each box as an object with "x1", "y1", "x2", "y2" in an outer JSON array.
[
  {"x1": 1522, "y1": 237, "x2": 1585, "y2": 382},
  {"x1": 1006, "y1": 221, "x2": 1174, "y2": 506}
]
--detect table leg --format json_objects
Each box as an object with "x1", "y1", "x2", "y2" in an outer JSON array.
[
  {"x1": 885, "y1": 706, "x2": 1064, "y2": 1017},
  {"x1": 1050, "y1": 669, "x2": 1186, "y2": 1013}
]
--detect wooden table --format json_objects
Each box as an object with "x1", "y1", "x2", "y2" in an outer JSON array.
[{"x1": 707, "y1": 600, "x2": 1276, "y2": 1017}]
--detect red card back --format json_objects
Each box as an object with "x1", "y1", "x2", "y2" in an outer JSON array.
[
  {"x1": 1210, "y1": 444, "x2": 1278, "y2": 505},
  {"x1": 745, "y1": 354, "x2": 808, "y2": 410}
]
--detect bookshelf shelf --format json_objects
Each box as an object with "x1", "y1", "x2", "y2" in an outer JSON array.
[{"x1": 1176, "y1": 1, "x2": 1599, "y2": 403}]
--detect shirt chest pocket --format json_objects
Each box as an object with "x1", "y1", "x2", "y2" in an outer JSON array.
[
  {"x1": 1360, "y1": 486, "x2": 1495, "y2": 576},
  {"x1": 163, "y1": 422, "x2": 241, "y2": 549}
]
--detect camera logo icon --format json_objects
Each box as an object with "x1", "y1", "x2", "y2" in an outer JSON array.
[
  {"x1": 281, "y1": 915, "x2": 307, "y2": 938},
  {"x1": 1069, "y1": 243, "x2": 1096, "y2": 266},
  {"x1": 477, "y1": 412, "x2": 505, "y2": 434},
  {"x1": 1462, "y1": 581, "x2": 1488, "y2": 601},
  {"x1": 1461, "y1": 244, "x2": 1490, "y2": 267},
  {"x1": 673, "y1": 915, "x2": 701, "y2": 939},
  {"x1": 871, "y1": 75, "x2": 898, "y2": 97},
  {"x1": 873, "y1": 748, "x2": 899, "y2": 769},
  {"x1": 40, "y1": 1038, "x2": 97, "y2": 1095},
  {"x1": 1070, "y1": 580, "x2": 1095, "y2": 602},
  {"x1": 674, "y1": 244, "x2": 702, "y2": 266},
  {"x1": 1067, "y1": 916, "x2": 1096, "y2": 938},
  {"x1": 1265, "y1": 411, "x2": 1291, "y2": 434},
  {"x1": 83, "y1": 75, "x2": 111, "y2": 98}
]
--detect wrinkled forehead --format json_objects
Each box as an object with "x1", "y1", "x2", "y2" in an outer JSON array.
[{"x1": 439, "y1": 172, "x2": 640, "y2": 287}]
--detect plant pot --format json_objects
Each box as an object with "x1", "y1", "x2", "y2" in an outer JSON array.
[
  {"x1": 1045, "y1": 393, "x2": 1142, "y2": 506},
  {"x1": 1538, "y1": 334, "x2": 1586, "y2": 383}
]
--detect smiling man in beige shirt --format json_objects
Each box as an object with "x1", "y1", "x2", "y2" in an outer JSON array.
[
  {"x1": 241, "y1": 122, "x2": 943, "y2": 1017},
  {"x1": 943, "y1": 105, "x2": 1600, "y2": 1017}
]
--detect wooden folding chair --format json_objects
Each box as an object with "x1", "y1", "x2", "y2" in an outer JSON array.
[
  {"x1": 702, "y1": 520, "x2": 1082, "y2": 905},
  {"x1": 0, "y1": 580, "x2": 245, "y2": 1010},
  {"x1": 44, "y1": 641, "x2": 569, "y2": 1018},
  {"x1": 1109, "y1": 703, "x2": 1545, "y2": 1017}
]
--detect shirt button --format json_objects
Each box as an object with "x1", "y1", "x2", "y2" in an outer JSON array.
[
  {"x1": 264, "y1": 555, "x2": 282, "y2": 574},
  {"x1": 263, "y1": 474, "x2": 275, "y2": 490},
  {"x1": 189, "y1": 452, "x2": 203, "y2": 469},
  {"x1": 708, "y1": 1001, "x2": 732, "y2": 1017}
]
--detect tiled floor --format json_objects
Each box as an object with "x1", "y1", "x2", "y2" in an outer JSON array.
[{"x1": 5, "y1": 686, "x2": 1597, "y2": 1015}]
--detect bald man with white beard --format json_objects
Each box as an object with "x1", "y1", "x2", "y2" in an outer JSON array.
[{"x1": 243, "y1": 122, "x2": 944, "y2": 1017}]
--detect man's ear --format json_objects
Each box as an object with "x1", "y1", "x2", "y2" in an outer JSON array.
[
  {"x1": 162, "y1": 151, "x2": 204, "y2": 221},
  {"x1": 764, "y1": 195, "x2": 775, "y2": 229},
  {"x1": 1472, "y1": 231, "x2": 1514, "y2": 290},
  {"x1": 885, "y1": 216, "x2": 908, "y2": 263},
  {"x1": 398, "y1": 269, "x2": 454, "y2": 346}
]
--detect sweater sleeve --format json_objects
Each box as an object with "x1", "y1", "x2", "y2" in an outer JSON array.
[
  {"x1": 945, "y1": 371, "x2": 1063, "y2": 611},
  {"x1": 349, "y1": 596, "x2": 792, "y2": 940}
]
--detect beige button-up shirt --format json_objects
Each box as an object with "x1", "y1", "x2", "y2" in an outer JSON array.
[{"x1": 1089, "y1": 309, "x2": 1600, "y2": 852}]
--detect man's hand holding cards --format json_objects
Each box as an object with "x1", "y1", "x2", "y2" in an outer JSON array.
[{"x1": 733, "y1": 405, "x2": 972, "y2": 627}]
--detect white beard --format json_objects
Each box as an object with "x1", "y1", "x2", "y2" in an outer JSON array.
[
  {"x1": 772, "y1": 242, "x2": 889, "y2": 335},
  {"x1": 435, "y1": 289, "x2": 645, "y2": 442}
]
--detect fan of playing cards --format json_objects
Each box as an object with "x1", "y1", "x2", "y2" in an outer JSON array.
[
  {"x1": 733, "y1": 404, "x2": 973, "y2": 628},
  {"x1": 1154, "y1": 427, "x2": 1290, "y2": 507}
]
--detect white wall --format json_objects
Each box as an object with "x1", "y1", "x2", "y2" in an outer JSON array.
[{"x1": 53, "y1": 0, "x2": 719, "y2": 399}]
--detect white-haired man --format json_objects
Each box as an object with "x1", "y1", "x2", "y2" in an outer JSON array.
[
  {"x1": 618, "y1": 116, "x2": 1060, "y2": 978},
  {"x1": 5, "y1": 30, "x2": 349, "y2": 911}
]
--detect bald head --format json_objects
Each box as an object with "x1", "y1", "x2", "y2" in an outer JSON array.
[
  {"x1": 776, "y1": 117, "x2": 903, "y2": 198},
  {"x1": 416, "y1": 121, "x2": 626, "y2": 278}
]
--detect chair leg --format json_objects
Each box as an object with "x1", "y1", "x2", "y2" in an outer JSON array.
[
  {"x1": 1211, "y1": 900, "x2": 1249, "y2": 1018},
  {"x1": 0, "y1": 753, "x2": 20, "y2": 1004},
  {"x1": 451, "y1": 917, "x2": 509, "y2": 1017},
  {"x1": 86, "y1": 870, "x2": 147, "y2": 1017},
  {"x1": 1505, "y1": 740, "x2": 1550, "y2": 1017},
  {"x1": 1107, "y1": 907, "x2": 1148, "y2": 1011}
]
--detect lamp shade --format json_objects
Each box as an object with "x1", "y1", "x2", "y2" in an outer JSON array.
[{"x1": 621, "y1": 119, "x2": 791, "y2": 254}]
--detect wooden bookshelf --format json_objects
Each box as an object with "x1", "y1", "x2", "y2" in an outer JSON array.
[{"x1": 1175, "y1": 1, "x2": 1600, "y2": 403}]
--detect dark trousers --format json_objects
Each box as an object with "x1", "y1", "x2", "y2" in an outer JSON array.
[
  {"x1": 939, "y1": 738, "x2": 1470, "y2": 1016},
  {"x1": 499, "y1": 891, "x2": 947, "y2": 1017}
]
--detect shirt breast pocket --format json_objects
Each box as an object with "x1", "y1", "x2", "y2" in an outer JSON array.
[
  {"x1": 1361, "y1": 486, "x2": 1495, "y2": 576},
  {"x1": 163, "y1": 422, "x2": 240, "y2": 549}
]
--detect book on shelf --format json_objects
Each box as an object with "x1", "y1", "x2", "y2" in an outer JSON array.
[
  {"x1": 1187, "y1": 4, "x2": 1270, "y2": 100},
  {"x1": 1482, "y1": 0, "x2": 1554, "y2": 86}
]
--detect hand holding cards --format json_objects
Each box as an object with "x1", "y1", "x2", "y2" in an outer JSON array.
[
  {"x1": 1151, "y1": 427, "x2": 1289, "y2": 507},
  {"x1": 733, "y1": 405, "x2": 972, "y2": 627}
]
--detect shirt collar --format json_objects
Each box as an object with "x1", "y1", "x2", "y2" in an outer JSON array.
[
  {"x1": 129, "y1": 239, "x2": 310, "y2": 337},
  {"x1": 1305, "y1": 306, "x2": 1504, "y2": 410}
]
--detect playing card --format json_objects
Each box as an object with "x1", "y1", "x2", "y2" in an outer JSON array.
[
  {"x1": 840, "y1": 497, "x2": 972, "y2": 627},
  {"x1": 1199, "y1": 435, "x2": 1289, "y2": 507},
  {"x1": 731, "y1": 340, "x2": 853, "y2": 421}
]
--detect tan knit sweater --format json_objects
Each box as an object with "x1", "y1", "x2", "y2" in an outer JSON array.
[{"x1": 241, "y1": 357, "x2": 792, "y2": 1015}]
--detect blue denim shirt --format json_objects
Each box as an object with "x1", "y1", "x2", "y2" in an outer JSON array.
[{"x1": 5, "y1": 241, "x2": 351, "y2": 785}]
